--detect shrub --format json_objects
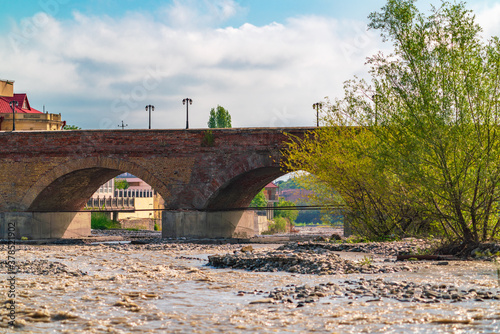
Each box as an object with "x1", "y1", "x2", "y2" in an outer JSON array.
[{"x1": 91, "y1": 212, "x2": 121, "y2": 230}]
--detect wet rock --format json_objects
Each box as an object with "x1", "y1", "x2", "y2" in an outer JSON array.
[{"x1": 241, "y1": 246, "x2": 254, "y2": 253}]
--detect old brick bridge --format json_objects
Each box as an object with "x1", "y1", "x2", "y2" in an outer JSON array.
[{"x1": 0, "y1": 128, "x2": 313, "y2": 239}]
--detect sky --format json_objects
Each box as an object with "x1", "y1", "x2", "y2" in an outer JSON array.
[{"x1": 1, "y1": 0, "x2": 500, "y2": 130}]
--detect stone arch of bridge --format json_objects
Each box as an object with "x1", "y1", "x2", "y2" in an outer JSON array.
[
  {"x1": 203, "y1": 166, "x2": 285, "y2": 210},
  {"x1": 23, "y1": 156, "x2": 167, "y2": 212}
]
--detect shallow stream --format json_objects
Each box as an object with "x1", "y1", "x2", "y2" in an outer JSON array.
[{"x1": 1, "y1": 243, "x2": 499, "y2": 333}]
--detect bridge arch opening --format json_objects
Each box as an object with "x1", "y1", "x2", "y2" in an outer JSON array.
[
  {"x1": 23, "y1": 160, "x2": 166, "y2": 239},
  {"x1": 204, "y1": 166, "x2": 285, "y2": 210},
  {"x1": 86, "y1": 173, "x2": 163, "y2": 230},
  {"x1": 25, "y1": 157, "x2": 167, "y2": 213},
  {"x1": 28, "y1": 168, "x2": 123, "y2": 212}
]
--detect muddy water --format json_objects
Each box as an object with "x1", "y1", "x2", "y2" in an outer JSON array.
[{"x1": 1, "y1": 243, "x2": 500, "y2": 333}]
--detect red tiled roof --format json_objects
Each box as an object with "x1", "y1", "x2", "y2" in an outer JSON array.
[
  {"x1": 265, "y1": 182, "x2": 278, "y2": 188},
  {"x1": 0, "y1": 94, "x2": 42, "y2": 114}
]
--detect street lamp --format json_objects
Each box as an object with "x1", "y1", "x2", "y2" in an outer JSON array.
[
  {"x1": 9, "y1": 101, "x2": 18, "y2": 131},
  {"x1": 145, "y1": 105, "x2": 154, "y2": 129},
  {"x1": 312, "y1": 102, "x2": 322, "y2": 127},
  {"x1": 182, "y1": 98, "x2": 192, "y2": 129},
  {"x1": 118, "y1": 120, "x2": 128, "y2": 130}
]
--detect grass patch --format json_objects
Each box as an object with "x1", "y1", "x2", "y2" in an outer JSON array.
[{"x1": 91, "y1": 212, "x2": 121, "y2": 230}]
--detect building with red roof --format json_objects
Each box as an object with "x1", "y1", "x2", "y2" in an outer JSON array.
[{"x1": 0, "y1": 79, "x2": 65, "y2": 131}]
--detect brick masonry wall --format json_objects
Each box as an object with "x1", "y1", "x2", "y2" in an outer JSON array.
[{"x1": 0, "y1": 128, "x2": 312, "y2": 213}]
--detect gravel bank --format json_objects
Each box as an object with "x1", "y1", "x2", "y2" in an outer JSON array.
[
  {"x1": 208, "y1": 242, "x2": 415, "y2": 275},
  {"x1": 249, "y1": 277, "x2": 500, "y2": 307}
]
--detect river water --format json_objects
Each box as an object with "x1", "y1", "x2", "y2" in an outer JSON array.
[{"x1": 1, "y1": 242, "x2": 499, "y2": 333}]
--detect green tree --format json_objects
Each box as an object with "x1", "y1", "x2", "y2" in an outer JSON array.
[
  {"x1": 274, "y1": 198, "x2": 299, "y2": 224},
  {"x1": 284, "y1": 0, "x2": 500, "y2": 244},
  {"x1": 250, "y1": 189, "x2": 267, "y2": 208},
  {"x1": 63, "y1": 124, "x2": 81, "y2": 130},
  {"x1": 114, "y1": 179, "x2": 129, "y2": 190},
  {"x1": 208, "y1": 105, "x2": 232, "y2": 128}
]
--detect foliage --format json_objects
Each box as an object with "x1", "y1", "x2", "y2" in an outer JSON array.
[
  {"x1": 358, "y1": 255, "x2": 373, "y2": 266},
  {"x1": 295, "y1": 210, "x2": 322, "y2": 225},
  {"x1": 263, "y1": 217, "x2": 289, "y2": 234},
  {"x1": 208, "y1": 105, "x2": 232, "y2": 128},
  {"x1": 91, "y1": 212, "x2": 121, "y2": 230},
  {"x1": 114, "y1": 179, "x2": 129, "y2": 190},
  {"x1": 63, "y1": 124, "x2": 81, "y2": 130},
  {"x1": 275, "y1": 177, "x2": 303, "y2": 190},
  {"x1": 201, "y1": 130, "x2": 215, "y2": 147},
  {"x1": 250, "y1": 189, "x2": 267, "y2": 208},
  {"x1": 274, "y1": 198, "x2": 299, "y2": 223},
  {"x1": 283, "y1": 0, "x2": 500, "y2": 244}
]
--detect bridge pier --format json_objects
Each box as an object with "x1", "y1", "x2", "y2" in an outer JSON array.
[
  {"x1": 162, "y1": 210, "x2": 257, "y2": 239},
  {"x1": 0, "y1": 212, "x2": 91, "y2": 240}
]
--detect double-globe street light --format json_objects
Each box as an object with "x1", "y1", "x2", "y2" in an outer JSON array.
[
  {"x1": 183, "y1": 98, "x2": 192, "y2": 129},
  {"x1": 9, "y1": 101, "x2": 18, "y2": 131},
  {"x1": 312, "y1": 102, "x2": 322, "y2": 127},
  {"x1": 145, "y1": 105, "x2": 154, "y2": 129}
]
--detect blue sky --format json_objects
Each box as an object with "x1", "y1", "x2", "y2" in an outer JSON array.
[
  {"x1": 1, "y1": 1, "x2": 389, "y2": 28},
  {"x1": 1, "y1": 0, "x2": 499, "y2": 129}
]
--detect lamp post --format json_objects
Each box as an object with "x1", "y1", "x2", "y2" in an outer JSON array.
[
  {"x1": 312, "y1": 102, "x2": 322, "y2": 127},
  {"x1": 145, "y1": 105, "x2": 154, "y2": 129},
  {"x1": 9, "y1": 101, "x2": 18, "y2": 131},
  {"x1": 118, "y1": 120, "x2": 128, "y2": 130},
  {"x1": 182, "y1": 98, "x2": 192, "y2": 129}
]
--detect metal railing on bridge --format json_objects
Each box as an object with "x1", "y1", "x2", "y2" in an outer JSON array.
[
  {"x1": 114, "y1": 189, "x2": 154, "y2": 198},
  {"x1": 85, "y1": 196, "x2": 135, "y2": 211}
]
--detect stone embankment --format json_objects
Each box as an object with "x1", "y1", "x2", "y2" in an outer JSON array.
[{"x1": 208, "y1": 242, "x2": 416, "y2": 275}]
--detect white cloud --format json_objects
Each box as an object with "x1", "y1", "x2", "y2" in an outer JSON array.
[
  {"x1": 0, "y1": 3, "x2": 383, "y2": 129},
  {"x1": 474, "y1": 2, "x2": 500, "y2": 39},
  {"x1": 162, "y1": 0, "x2": 241, "y2": 28}
]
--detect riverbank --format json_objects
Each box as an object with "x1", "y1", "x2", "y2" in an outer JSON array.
[{"x1": 1, "y1": 238, "x2": 499, "y2": 333}]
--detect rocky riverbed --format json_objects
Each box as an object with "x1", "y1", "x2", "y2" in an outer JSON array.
[
  {"x1": 208, "y1": 243, "x2": 416, "y2": 275},
  {"x1": 1, "y1": 240, "x2": 499, "y2": 333}
]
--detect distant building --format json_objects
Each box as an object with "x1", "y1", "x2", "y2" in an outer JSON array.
[
  {"x1": 0, "y1": 79, "x2": 65, "y2": 131},
  {"x1": 263, "y1": 182, "x2": 279, "y2": 203},
  {"x1": 262, "y1": 182, "x2": 279, "y2": 220},
  {"x1": 87, "y1": 173, "x2": 164, "y2": 228},
  {"x1": 91, "y1": 179, "x2": 115, "y2": 199}
]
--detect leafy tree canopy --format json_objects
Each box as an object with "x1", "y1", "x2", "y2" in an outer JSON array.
[
  {"x1": 63, "y1": 124, "x2": 81, "y2": 130},
  {"x1": 208, "y1": 105, "x2": 232, "y2": 128},
  {"x1": 283, "y1": 0, "x2": 500, "y2": 244},
  {"x1": 274, "y1": 198, "x2": 299, "y2": 223},
  {"x1": 250, "y1": 189, "x2": 267, "y2": 208},
  {"x1": 114, "y1": 179, "x2": 130, "y2": 190}
]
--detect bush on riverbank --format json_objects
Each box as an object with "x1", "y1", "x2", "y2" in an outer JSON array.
[
  {"x1": 262, "y1": 217, "x2": 290, "y2": 234},
  {"x1": 91, "y1": 212, "x2": 121, "y2": 230}
]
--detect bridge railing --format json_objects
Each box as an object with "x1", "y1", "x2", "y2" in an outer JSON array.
[
  {"x1": 114, "y1": 189, "x2": 154, "y2": 198},
  {"x1": 85, "y1": 196, "x2": 135, "y2": 211}
]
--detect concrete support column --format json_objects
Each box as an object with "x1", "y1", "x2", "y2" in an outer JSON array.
[
  {"x1": 0, "y1": 212, "x2": 91, "y2": 239},
  {"x1": 162, "y1": 210, "x2": 257, "y2": 239}
]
